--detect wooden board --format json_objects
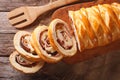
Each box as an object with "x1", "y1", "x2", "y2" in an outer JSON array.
[
  {"x1": 52, "y1": 0, "x2": 120, "y2": 64},
  {"x1": 52, "y1": 0, "x2": 119, "y2": 26},
  {"x1": 0, "y1": 0, "x2": 120, "y2": 80}
]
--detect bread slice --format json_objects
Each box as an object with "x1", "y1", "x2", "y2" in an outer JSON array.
[
  {"x1": 48, "y1": 19, "x2": 77, "y2": 57},
  {"x1": 13, "y1": 31, "x2": 41, "y2": 61},
  {"x1": 31, "y1": 25, "x2": 63, "y2": 63},
  {"x1": 9, "y1": 51, "x2": 44, "y2": 73}
]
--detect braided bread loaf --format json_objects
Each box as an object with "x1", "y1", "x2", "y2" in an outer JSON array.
[{"x1": 68, "y1": 3, "x2": 120, "y2": 52}]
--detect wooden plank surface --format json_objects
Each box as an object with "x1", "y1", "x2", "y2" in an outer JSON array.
[
  {"x1": 0, "y1": 0, "x2": 120, "y2": 80},
  {"x1": 0, "y1": 0, "x2": 56, "y2": 11},
  {"x1": 0, "y1": 54, "x2": 120, "y2": 80}
]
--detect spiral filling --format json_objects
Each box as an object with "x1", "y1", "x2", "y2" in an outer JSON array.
[
  {"x1": 16, "y1": 54, "x2": 36, "y2": 67},
  {"x1": 39, "y1": 30, "x2": 57, "y2": 56},
  {"x1": 20, "y1": 34, "x2": 37, "y2": 55},
  {"x1": 55, "y1": 23, "x2": 73, "y2": 50}
]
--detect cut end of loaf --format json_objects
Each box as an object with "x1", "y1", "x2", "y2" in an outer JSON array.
[{"x1": 48, "y1": 19, "x2": 78, "y2": 57}]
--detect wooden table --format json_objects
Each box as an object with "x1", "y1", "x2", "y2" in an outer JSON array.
[{"x1": 0, "y1": 0, "x2": 120, "y2": 80}]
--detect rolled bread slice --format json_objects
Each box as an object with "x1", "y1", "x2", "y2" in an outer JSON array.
[
  {"x1": 31, "y1": 25, "x2": 63, "y2": 63},
  {"x1": 48, "y1": 19, "x2": 77, "y2": 57},
  {"x1": 14, "y1": 31, "x2": 41, "y2": 61},
  {"x1": 9, "y1": 51, "x2": 44, "y2": 73}
]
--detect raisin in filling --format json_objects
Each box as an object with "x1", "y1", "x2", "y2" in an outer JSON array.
[
  {"x1": 56, "y1": 23, "x2": 73, "y2": 50},
  {"x1": 16, "y1": 54, "x2": 37, "y2": 67},
  {"x1": 39, "y1": 30, "x2": 58, "y2": 56},
  {"x1": 20, "y1": 34, "x2": 37, "y2": 55}
]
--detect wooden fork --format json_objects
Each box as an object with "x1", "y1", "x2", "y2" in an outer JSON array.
[{"x1": 7, "y1": 0, "x2": 78, "y2": 28}]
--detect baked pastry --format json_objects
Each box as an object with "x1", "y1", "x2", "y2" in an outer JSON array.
[
  {"x1": 68, "y1": 3, "x2": 120, "y2": 52},
  {"x1": 31, "y1": 25, "x2": 63, "y2": 63},
  {"x1": 98, "y1": 4, "x2": 120, "y2": 41},
  {"x1": 48, "y1": 19, "x2": 77, "y2": 57},
  {"x1": 69, "y1": 8, "x2": 96, "y2": 51},
  {"x1": 91, "y1": 5, "x2": 113, "y2": 44},
  {"x1": 78, "y1": 8, "x2": 98, "y2": 48},
  {"x1": 86, "y1": 6, "x2": 113, "y2": 46},
  {"x1": 111, "y1": 3, "x2": 120, "y2": 30},
  {"x1": 14, "y1": 31, "x2": 41, "y2": 61},
  {"x1": 9, "y1": 51, "x2": 44, "y2": 73}
]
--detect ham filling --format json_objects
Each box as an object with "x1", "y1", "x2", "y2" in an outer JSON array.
[
  {"x1": 39, "y1": 30, "x2": 57, "y2": 56},
  {"x1": 20, "y1": 34, "x2": 37, "y2": 55},
  {"x1": 16, "y1": 54, "x2": 36, "y2": 67},
  {"x1": 55, "y1": 23, "x2": 73, "y2": 50}
]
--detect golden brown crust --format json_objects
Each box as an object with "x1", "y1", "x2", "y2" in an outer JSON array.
[
  {"x1": 79, "y1": 8, "x2": 98, "y2": 47},
  {"x1": 111, "y1": 3, "x2": 120, "y2": 31},
  {"x1": 9, "y1": 51, "x2": 44, "y2": 73},
  {"x1": 98, "y1": 4, "x2": 120, "y2": 41},
  {"x1": 13, "y1": 31, "x2": 41, "y2": 61},
  {"x1": 68, "y1": 3, "x2": 120, "y2": 53},
  {"x1": 91, "y1": 5, "x2": 113, "y2": 44},
  {"x1": 31, "y1": 25, "x2": 63, "y2": 63},
  {"x1": 70, "y1": 10, "x2": 89, "y2": 50},
  {"x1": 86, "y1": 7, "x2": 109, "y2": 46},
  {"x1": 69, "y1": 8, "x2": 97, "y2": 51}
]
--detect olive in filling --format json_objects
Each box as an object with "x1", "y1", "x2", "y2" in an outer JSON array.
[
  {"x1": 16, "y1": 54, "x2": 36, "y2": 67},
  {"x1": 56, "y1": 23, "x2": 73, "y2": 50},
  {"x1": 39, "y1": 30, "x2": 57, "y2": 56},
  {"x1": 20, "y1": 34, "x2": 37, "y2": 55}
]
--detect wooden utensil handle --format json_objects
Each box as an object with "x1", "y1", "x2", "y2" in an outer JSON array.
[
  {"x1": 47, "y1": 0, "x2": 79, "y2": 7},
  {"x1": 33, "y1": 0, "x2": 79, "y2": 17},
  {"x1": 42, "y1": 0, "x2": 79, "y2": 11}
]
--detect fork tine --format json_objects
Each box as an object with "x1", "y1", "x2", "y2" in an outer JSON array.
[
  {"x1": 7, "y1": 7, "x2": 25, "y2": 18},
  {"x1": 9, "y1": 15, "x2": 27, "y2": 25},
  {"x1": 14, "y1": 20, "x2": 30, "y2": 28}
]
